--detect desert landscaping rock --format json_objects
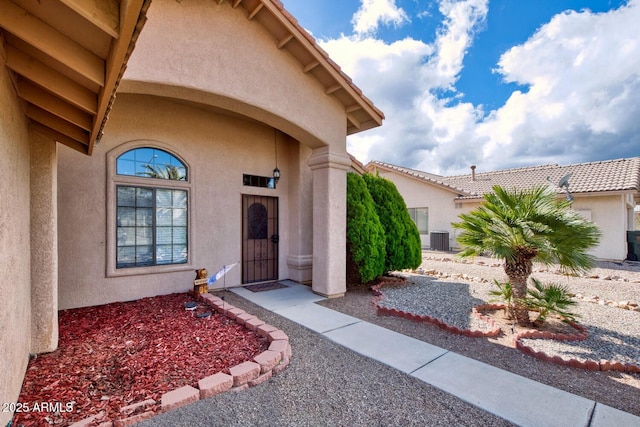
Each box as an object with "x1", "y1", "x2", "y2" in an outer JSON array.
[
  {"x1": 134, "y1": 254, "x2": 640, "y2": 425},
  {"x1": 375, "y1": 271, "x2": 639, "y2": 371},
  {"x1": 320, "y1": 253, "x2": 640, "y2": 417},
  {"x1": 136, "y1": 292, "x2": 515, "y2": 427},
  {"x1": 519, "y1": 301, "x2": 640, "y2": 366}
]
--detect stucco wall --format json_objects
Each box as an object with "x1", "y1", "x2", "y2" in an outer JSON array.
[
  {"x1": 57, "y1": 0, "x2": 360, "y2": 308},
  {"x1": 286, "y1": 142, "x2": 314, "y2": 283},
  {"x1": 453, "y1": 196, "x2": 629, "y2": 260},
  {"x1": 0, "y1": 61, "x2": 31, "y2": 425},
  {"x1": 30, "y1": 134, "x2": 58, "y2": 353},
  {"x1": 58, "y1": 94, "x2": 301, "y2": 309},
  {"x1": 379, "y1": 170, "x2": 630, "y2": 260},
  {"x1": 120, "y1": 0, "x2": 346, "y2": 150},
  {"x1": 571, "y1": 194, "x2": 629, "y2": 260},
  {"x1": 375, "y1": 170, "x2": 463, "y2": 250}
]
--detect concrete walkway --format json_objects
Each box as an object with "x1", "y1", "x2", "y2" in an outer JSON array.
[{"x1": 231, "y1": 280, "x2": 640, "y2": 427}]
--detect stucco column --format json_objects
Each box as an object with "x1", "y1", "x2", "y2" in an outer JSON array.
[
  {"x1": 286, "y1": 143, "x2": 314, "y2": 284},
  {"x1": 308, "y1": 146, "x2": 351, "y2": 297},
  {"x1": 30, "y1": 133, "x2": 58, "y2": 353}
]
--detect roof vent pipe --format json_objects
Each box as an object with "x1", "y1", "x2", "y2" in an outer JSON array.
[{"x1": 470, "y1": 165, "x2": 476, "y2": 181}]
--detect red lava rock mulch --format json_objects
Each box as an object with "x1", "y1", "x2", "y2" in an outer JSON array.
[{"x1": 13, "y1": 293, "x2": 268, "y2": 426}]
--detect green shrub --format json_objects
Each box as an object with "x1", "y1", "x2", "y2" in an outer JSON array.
[
  {"x1": 489, "y1": 280, "x2": 514, "y2": 319},
  {"x1": 346, "y1": 173, "x2": 386, "y2": 283},
  {"x1": 362, "y1": 173, "x2": 422, "y2": 272},
  {"x1": 524, "y1": 278, "x2": 579, "y2": 326}
]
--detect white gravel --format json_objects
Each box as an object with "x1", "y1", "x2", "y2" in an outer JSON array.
[
  {"x1": 392, "y1": 253, "x2": 640, "y2": 367},
  {"x1": 520, "y1": 302, "x2": 640, "y2": 365},
  {"x1": 376, "y1": 278, "x2": 498, "y2": 333}
]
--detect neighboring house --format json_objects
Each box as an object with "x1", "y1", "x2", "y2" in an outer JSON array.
[
  {"x1": 0, "y1": 0, "x2": 383, "y2": 420},
  {"x1": 349, "y1": 153, "x2": 368, "y2": 175},
  {"x1": 367, "y1": 159, "x2": 640, "y2": 261}
]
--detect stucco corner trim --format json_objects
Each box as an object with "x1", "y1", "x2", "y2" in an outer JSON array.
[
  {"x1": 307, "y1": 147, "x2": 351, "y2": 171},
  {"x1": 286, "y1": 254, "x2": 313, "y2": 269}
]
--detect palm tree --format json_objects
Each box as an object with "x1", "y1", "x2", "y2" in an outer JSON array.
[{"x1": 452, "y1": 185, "x2": 601, "y2": 326}]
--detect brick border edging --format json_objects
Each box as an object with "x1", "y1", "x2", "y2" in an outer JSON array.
[
  {"x1": 514, "y1": 326, "x2": 640, "y2": 373},
  {"x1": 69, "y1": 292, "x2": 292, "y2": 427},
  {"x1": 372, "y1": 279, "x2": 640, "y2": 374}
]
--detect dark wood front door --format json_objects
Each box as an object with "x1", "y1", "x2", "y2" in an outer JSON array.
[{"x1": 242, "y1": 195, "x2": 279, "y2": 283}]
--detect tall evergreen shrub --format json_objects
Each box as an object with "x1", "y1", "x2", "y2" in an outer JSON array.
[
  {"x1": 363, "y1": 173, "x2": 422, "y2": 272},
  {"x1": 346, "y1": 172, "x2": 386, "y2": 283}
]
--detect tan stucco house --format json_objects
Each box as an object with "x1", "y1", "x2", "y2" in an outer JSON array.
[
  {"x1": 0, "y1": 0, "x2": 384, "y2": 421},
  {"x1": 368, "y1": 159, "x2": 640, "y2": 261}
]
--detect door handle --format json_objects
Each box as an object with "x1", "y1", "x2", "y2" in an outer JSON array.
[{"x1": 271, "y1": 234, "x2": 279, "y2": 244}]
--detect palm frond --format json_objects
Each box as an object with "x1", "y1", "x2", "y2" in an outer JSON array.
[
  {"x1": 524, "y1": 278, "x2": 579, "y2": 325},
  {"x1": 453, "y1": 184, "x2": 601, "y2": 272}
]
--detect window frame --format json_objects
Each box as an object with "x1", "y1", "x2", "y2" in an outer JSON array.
[
  {"x1": 408, "y1": 207, "x2": 429, "y2": 234},
  {"x1": 115, "y1": 185, "x2": 189, "y2": 268},
  {"x1": 106, "y1": 142, "x2": 194, "y2": 277}
]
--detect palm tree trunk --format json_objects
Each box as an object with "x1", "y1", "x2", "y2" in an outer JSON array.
[{"x1": 504, "y1": 252, "x2": 535, "y2": 326}]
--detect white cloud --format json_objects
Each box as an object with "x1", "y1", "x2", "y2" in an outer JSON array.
[
  {"x1": 480, "y1": 0, "x2": 640, "y2": 170},
  {"x1": 325, "y1": 0, "x2": 640, "y2": 175},
  {"x1": 434, "y1": 0, "x2": 489, "y2": 89},
  {"x1": 352, "y1": 0, "x2": 410, "y2": 36},
  {"x1": 320, "y1": 35, "x2": 436, "y2": 162},
  {"x1": 321, "y1": 0, "x2": 489, "y2": 173}
]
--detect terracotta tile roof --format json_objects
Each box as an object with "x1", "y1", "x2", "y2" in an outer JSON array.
[
  {"x1": 368, "y1": 158, "x2": 640, "y2": 199},
  {"x1": 349, "y1": 154, "x2": 368, "y2": 175},
  {"x1": 368, "y1": 161, "x2": 473, "y2": 195}
]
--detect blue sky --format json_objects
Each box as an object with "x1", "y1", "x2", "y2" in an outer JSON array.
[{"x1": 281, "y1": 0, "x2": 639, "y2": 175}]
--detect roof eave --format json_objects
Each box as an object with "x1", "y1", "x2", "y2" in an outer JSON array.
[
  {"x1": 257, "y1": 0, "x2": 384, "y2": 134},
  {"x1": 367, "y1": 161, "x2": 472, "y2": 197},
  {"x1": 89, "y1": 0, "x2": 152, "y2": 155}
]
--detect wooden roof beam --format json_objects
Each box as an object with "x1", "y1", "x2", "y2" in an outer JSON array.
[
  {"x1": 0, "y1": 30, "x2": 5, "y2": 61},
  {"x1": 232, "y1": 0, "x2": 242, "y2": 8},
  {"x1": 59, "y1": 0, "x2": 120, "y2": 39},
  {"x1": 277, "y1": 34, "x2": 294, "y2": 49},
  {"x1": 325, "y1": 83, "x2": 342, "y2": 95},
  {"x1": 248, "y1": 3, "x2": 264, "y2": 20},
  {"x1": 0, "y1": 0, "x2": 105, "y2": 87},
  {"x1": 303, "y1": 60, "x2": 320, "y2": 73},
  {"x1": 257, "y1": 0, "x2": 384, "y2": 128},
  {"x1": 31, "y1": 122, "x2": 89, "y2": 154},
  {"x1": 347, "y1": 113, "x2": 361, "y2": 130},
  {"x1": 346, "y1": 104, "x2": 362, "y2": 114},
  {"x1": 27, "y1": 105, "x2": 90, "y2": 144},
  {"x1": 6, "y1": 45, "x2": 97, "y2": 114},
  {"x1": 90, "y1": 0, "x2": 149, "y2": 154},
  {"x1": 18, "y1": 80, "x2": 93, "y2": 131}
]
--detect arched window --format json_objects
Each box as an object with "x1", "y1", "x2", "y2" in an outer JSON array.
[
  {"x1": 116, "y1": 147, "x2": 187, "y2": 180},
  {"x1": 113, "y1": 147, "x2": 189, "y2": 269}
]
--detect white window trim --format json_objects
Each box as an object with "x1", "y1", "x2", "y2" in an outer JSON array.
[
  {"x1": 408, "y1": 207, "x2": 429, "y2": 234},
  {"x1": 106, "y1": 140, "x2": 195, "y2": 278}
]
